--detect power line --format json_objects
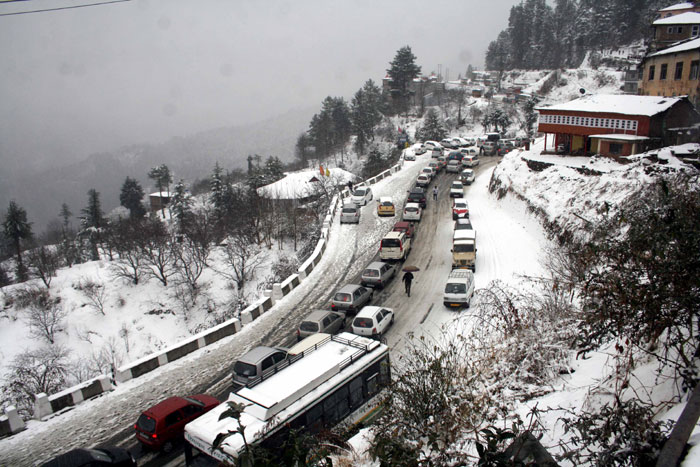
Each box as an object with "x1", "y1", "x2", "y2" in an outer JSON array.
[{"x1": 0, "y1": 0, "x2": 130, "y2": 17}]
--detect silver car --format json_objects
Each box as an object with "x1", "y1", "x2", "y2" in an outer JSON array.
[
  {"x1": 232, "y1": 346, "x2": 288, "y2": 390},
  {"x1": 340, "y1": 202, "x2": 360, "y2": 224},
  {"x1": 330, "y1": 284, "x2": 373, "y2": 314},
  {"x1": 361, "y1": 261, "x2": 396, "y2": 289},
  {"x1": 296, "y1": 309, "x2": 345, "y2": 341}
]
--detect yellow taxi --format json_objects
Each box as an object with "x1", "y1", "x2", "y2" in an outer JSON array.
[{"x1": 376, "y1": 196, "x2": 396, "y2": 217}]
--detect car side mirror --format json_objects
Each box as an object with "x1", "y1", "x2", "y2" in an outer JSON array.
[{"x1": 450, "y1": 249, "x2": 453, "y2": 253}]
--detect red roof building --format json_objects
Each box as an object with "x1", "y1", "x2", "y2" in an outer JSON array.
[{"x1": 536, "y1": 94, "x2": 699, "y2": 157}]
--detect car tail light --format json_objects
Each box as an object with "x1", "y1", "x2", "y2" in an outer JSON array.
[
  {"x1": 152, "y1": 433, "x2": 158, "y2": 439},
  {"x1": 296, "y1": 329, "x2": 300, "y2": 337},
  {"x1": 134, "y1": 424, "x2": 138, "y2": 430},
  {"x1": 372, "y1": 327, "x2": 377, "y2": 334}
]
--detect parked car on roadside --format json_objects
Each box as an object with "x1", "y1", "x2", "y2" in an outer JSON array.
[
  {"x1": 351, "y1": 187, "x2": 373, "y2": 206},
  {"x1": 440, "y1": 138, "x2": 455, "y2": 148},
  {"x1": 392, "y1": 220, "x2": 416, "y2": 239},
  {"x1": 331, "y1": 284, "x2": 373, "y2": 314},
  {"x1": 134, "y1": 394, "x2": 220, "y2": 452},
  {"x1": 412, "y1": 143, "x2": 426, "y2": 155},
  {"x1": 361, "y1": 261, "x2": 396, "y2": 288},
  {"x1": 379, "y1": 230, "x2": 412, "y2": 262},
  {"x1": 416, "y1": 174, "x2": 431, "y2": 188},
  {"x1": 424, "y1": 140, "x2": 441, "y2": 150},
  {"x1": 452, "y1": 198, "x2": 469, "y2": 219},
  {"x1": 407, "y1": 187, "x2": 427, "y2": 208},
  {"x1": 421, "y1": 166, "x2": 436, "y2": 180},
  {"x1": 376, "y1": 197, "x2": 396, "y2": 217},
  {"x1": 437, "y1": 155, "x2": 447, "y2": 169},
  {"x1": 297, "y1": 309, "x2": 345, "y2": 341},
  {"x1": 403, "y1": 202, "x2": 422, "y2": 222},
  {"x1": 340, "y1": 202, "x2": 360, "y2": 224},
  {"x1": 404, "y1": 151, "x2": 416, "y2": 161},
  {"x1": 351, "y1": 306, "x2": 394, "y2": 339},
  {"x1": 428, "y1": 160, "x2": 441, "y2": 173},
  {"x1": 42, "y1": 448, "x2": 137, "y2": 467}
]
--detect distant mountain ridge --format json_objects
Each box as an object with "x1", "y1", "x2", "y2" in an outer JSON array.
[{"x1": 0, "y1": 106, "x2": 316, "y2": 231}]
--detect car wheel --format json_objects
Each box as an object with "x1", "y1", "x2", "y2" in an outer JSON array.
[
  {"x1": 390, "y1": 314, "x2": 395, "y2": 325},
  {"x1": 163, "y1": 441, "x2": 174, "y2": 454}
]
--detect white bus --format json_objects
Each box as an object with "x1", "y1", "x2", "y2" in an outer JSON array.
[{"x1": 184, "y1": 332, "x2": 390, "y2": 465}]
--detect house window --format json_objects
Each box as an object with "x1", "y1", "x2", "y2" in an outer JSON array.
[
  {"x1": 609, "y1": 143, "x2": 623, "y2": 155},
  {"x1": 690, "y1": 60, "x2": 700, "y2": 80},
  {"x1": 675, "y1": 62, "x2": 684, "y2": 80},
  {"x1": 660, "y1": 63, "x2": 668, "y2": 80},
  {"x1": 693, "y1": 25, "x2": 700, "y2": 37},
  {"x1": 648, "y1": 65, "x2": 655, "y2": 81},
  {"x1": 667, "y1": 26, "x2": 683, "y2": 34}
]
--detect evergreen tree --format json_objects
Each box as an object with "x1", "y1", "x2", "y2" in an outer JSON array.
[
  {"x1": 294, "y1": 133, "x2": 313, "y2": 168},
  {"x1": 362, "y1": 146, "x2": 387, "y2": 179},
  {"x1": 170, "y1": 179, "x2": 193, "y2": 234},
  {"x1": 351, "y1": 79, "x2": 385, "y2": 155},
  {"x1": 59, "y1": 203, "x2": 72, "y2": 239},
  {"x1": 148, "y1": 164, "x2": 173, "y2": 217},
  {"x1": 210, "y1": 162, "x2": 226, "y2": 215},
  {"x1": 522, "y1": 96, "x2": 540, "y2": 138},
  {"x1": 387, "y1": 46, "x2": 421, "y2": 115},
  {"x1": 119, "y1": 177, "x2": 146, "y2": 219},
  {"x1": 3, "y1": 200, "x2": 32, "y2": 281},
  {"x1": 264, "y1": 156, "x2": 285, "y2": 184},
  {"x1": 81, "y1": 189, "x2": 105, "y2": 230},
  {"x1": 415, "y1": 109, "x2": 447, "y2": 141}
]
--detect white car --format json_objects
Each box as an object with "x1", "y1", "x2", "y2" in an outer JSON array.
[
  {"x1": 461, "y1": 169, "x2": 475, "y2": 185},
  {"x1": 411, "y1": 143, "x2": 426, "y2": 155},
  {"x1": 351, "y1": 187, "x2": 373, "y2": 206},
  {"x1": 421, "y1": 166, "x2": 436, "y2": 180},
  {"x1": 404, "y1": 152, "x2": 416, "y2": 161},
  {"x1": 440, "y1": 138, "x2": 455, "y2": 149},
  {"x1": 403, "y1": 202, "x2": 422, "y2": 222},
  {"x1": 416, "y1": 174, "x2": 431, "y2": 188},
  {"x1": 340, "y1": 202, "x2": 360, "y2": 224},
  {"x1": 424, "y1": 140, "x2": 442, "y2": 150},
  {"x1": 351, "y1": 306, "x2": 394, "y2": 338},
  {"x1": 450, "y1": 181, "x2": 465, "y2": 198}
]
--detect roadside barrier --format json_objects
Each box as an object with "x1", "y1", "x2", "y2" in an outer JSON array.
[{"x1": 15, "y1": 161, "x2": 403, "y2": 432}]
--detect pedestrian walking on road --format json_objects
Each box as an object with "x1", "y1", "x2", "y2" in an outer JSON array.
[
  {"x1": 347, "y1": 180, "x2": 354, "y2": 193},
  {"x1": 433, "y1": 186, "x2": 438, "y2": 201},
  {"x1": 402, "y1": 271, "x2": 414, "y2": 297}
]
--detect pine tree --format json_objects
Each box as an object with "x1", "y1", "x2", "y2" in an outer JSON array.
[
  {"x1": 119, "y1": 177, "x2": 146, "y2": 219},
  {"x1": 148, "y1": 164, "x2": 173, "y2": 217},
  {"x1": 415, "y1": 109, "x2": 447, "y2": 141},
  {"x1": 59, "y1": 203, "x2": 72, "y2": 239},
  {"x1": 387, "y1": 46, "x2": 421, "y2": 115},
  {"x1": 170, "y1": 179, "x2": 193, "y2": 234},
  {"x1": 351, "y1": 79, "x2": 385, "y2": 155},
  {"x1": 264, "y1": 156, "x2": 285, "y2": 184},
  {"x1": 81, "y1": 189, "x2": 105, "y2": 230},
  {"x1": 294, "y1": 133, "x2": 313, "y2": 168},
  {"x1": 3, "y1": 200, "x2": 33, "y2": 281}
]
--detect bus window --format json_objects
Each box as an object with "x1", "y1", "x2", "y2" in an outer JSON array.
[{"x1": 349, "y1": 377, "x2": 363, "y2": 408}]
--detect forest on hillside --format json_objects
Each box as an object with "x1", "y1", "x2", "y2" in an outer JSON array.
[{"x1": 485, "y1": 0, "x2": 670, "y2": 70}]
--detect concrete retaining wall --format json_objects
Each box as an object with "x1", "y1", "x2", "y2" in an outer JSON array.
[{"x1": 15, "y1": 161, "x2": 405, "y2": 436}]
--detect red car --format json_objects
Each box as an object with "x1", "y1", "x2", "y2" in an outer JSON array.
[
  {"x1": 134, "y1": 394, "x2": 219, "y2": 452},
  {"x1": 452, "y1": 198, "x2": 469, "y2": 220},
  {"x1": 392, "y1": 221, "x2": 416, "y2": 238}
]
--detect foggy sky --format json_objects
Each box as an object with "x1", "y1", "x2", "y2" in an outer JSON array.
[{"x1": 0, "y1": 0, "x2": 519, "y2": 171}]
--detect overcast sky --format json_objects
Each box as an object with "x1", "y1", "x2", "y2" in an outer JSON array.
[{"x1": 0, "y1": 0, "x2": 518, "y2": 170}]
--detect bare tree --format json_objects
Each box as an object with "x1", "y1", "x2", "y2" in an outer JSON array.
[
  {"x1": 79, "y1": 278, "x2": 108, "y2": 315},
  {"x1": 27, "y1": 246, "x2": 61, "y2": 288},
  {"x1": 109, "y1": 219, "x2": 146, "y2": 285},
  {"x1": 140, "y1": 219, "x2": 176, "y2": 286},
  {"x1": 215, "y1": 235, "x2": 266, "y2": 292},
  {"x1": 172, "y1": 236, "x2": 209, "y2": 309},
  {"x1": 2, "y1": 345, "x2": 69, "y2": 420},
  {"x1": 26, "y1": 302, "x2": 67, "y2": 344}
]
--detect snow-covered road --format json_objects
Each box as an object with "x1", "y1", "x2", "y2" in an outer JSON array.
[{"x1": 0, "y1": 150, "x2": 550, "y2": 466}]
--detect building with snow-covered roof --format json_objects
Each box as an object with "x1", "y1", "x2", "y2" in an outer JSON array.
[
  {"x1": 658, "y1": 2, "x2": 700, "y2": 19},
  {"x1": 652, "y1": 11, "x2": 700, "y2": 51},
  {"x1": 640, "y1": 37, "x2": 700, "y2": 108},
  {"x1": 256, "y1": 167, "x2": 357, "y2": 204},
  {"x1": 536, "y1": 94, "x2": 700, "y2": 156},
  {"x1": 149, "y1": 191, "x2": 171, "y2": 212}
]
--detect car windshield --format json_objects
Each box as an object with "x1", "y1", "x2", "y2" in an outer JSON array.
[
  {"x1": 452, "y1": 183, "x2": 462, "y2": 189},
  {"x1": 334, "y1": 292, "x2": 351, "y2": 302},
  {"x1": 455, "y1": 203, "x2": 467, "y2": 209},
  {"x1": 454, "y1": 244, "x2": 475, "y2": 253},
  {"x1": 381, "y1": 239, "x2": 401, "y2": 248},
  {"x1": 381, "y1": 201, "x2": 393, "y2": 206},
  {"x1": 137, "y1": 414, "x2": 156, "y2": 433},
  {"x1": 300, "y1": 321, "x2": 320, "y2": 332},
  {"x1": 233, "y1": 361, "x2": 257, "y2": 377},
  {"x1": 353, "y1": 317, "x2": 374, "y2": 328},
  {"x1": 445, "y1": 283, "x2": 467, "y2": 294},
  {"x1": 353, "y1": 189, "x2": 366, "y2": 196},
  {"x1": 406, "y1": 207, "x2": 418, "y2": 213},
  {"x1": 342, "y1": 207, "x2": 357, "y2": 213},
  {"x1": 363, "y1": 269, "x2": 379, "y2": 277},
  {"x1": 455, "y1": 223, "x2": 472, "y2": 230}
]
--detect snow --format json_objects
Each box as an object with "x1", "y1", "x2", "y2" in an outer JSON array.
[
  {"x1": 588, "y1": 133, "x2": 650, "y2": 141},
  {"x1": 537, "y1": 94, "x2": 684, "y2": 117},
  {"x1": 649, "y1": 37, "x2": 700, "y2": 56},
  {"x1": 659, "y1": 2, "x2": 696, "y2": 12},
  {"x1": 653, "y1": 11, "x2": 700, "y2": 24}
]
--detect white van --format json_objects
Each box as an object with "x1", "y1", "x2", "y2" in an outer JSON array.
[
  {"x1": 443, "y1": 269, "x2": 475, "y2": 308},
  {"x1": 379, "y1": 231, "x2": 411, "y2": 262}
]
